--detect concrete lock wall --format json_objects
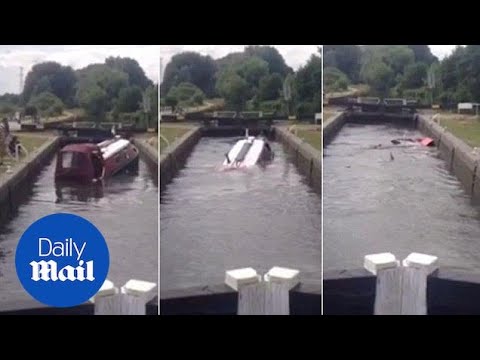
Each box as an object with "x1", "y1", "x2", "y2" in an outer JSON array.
[
  {"x1": 160, "y1": 127, "x2": 202, "y2": 192},
  {"x1": 0, "y1": 137, "x2": 60, "y2": 225},
  {"x1": 417, "y1": 115, "x2": 480, "y2": 200},
  {"x1": 274, "y1": 126, "x2": 321, "y2": 193},
  {"x1": 132, "y1": 138, "x2": 158, "y2": 186},
  {"x1": 323, "y1": 112, "x2": 347, "y2": 146}
]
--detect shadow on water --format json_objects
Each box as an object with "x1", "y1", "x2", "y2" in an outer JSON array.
[
  {"x1": 0, "y1": 154, "x2": 157, "y2": 305},
  {"x1": 324, "y1": 123, "x2": 480, "y2": 272},
  {"x1": 160, "y1": 137, "x2": 321, "y2": 291}
]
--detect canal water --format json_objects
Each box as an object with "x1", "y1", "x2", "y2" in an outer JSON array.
[
  {"x1": 0, "y1": 155, "x2": 158, "y2": 306},
  {"x1": 324, "y1": 123, "x2": 480, "y2": 272},
  {"x1": 160, "y1": 137, "x2": 321, "y2": 291}
]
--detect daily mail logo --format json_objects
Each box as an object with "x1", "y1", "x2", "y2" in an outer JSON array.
[
  {"x1": 16, "y1": 214, "x2": 109, "y2": 308},
  {"x1": 30, "y1": 238, "x2": 94, "y2": 282}
]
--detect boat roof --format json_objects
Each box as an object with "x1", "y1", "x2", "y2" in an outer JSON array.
[
  {"x1": 101, "y1": 139, "x2": 131, "y2": 159},
  {"x1": 60, "y1": 143, "x2": 99, "y2": 153}
]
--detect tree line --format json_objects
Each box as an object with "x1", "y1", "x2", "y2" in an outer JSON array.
[
  {"x1": 161, "y1": 45, "x2": 322, "y2": 116},
  {"x1": 0, "y1": 57, "x2": 158, "y2": 124},
  {"x1": 324, "y1": 45, "x2": 480, "y2": 108}
]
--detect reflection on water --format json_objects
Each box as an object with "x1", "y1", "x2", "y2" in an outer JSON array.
[
  {"x1": 324, "y1": 123, "x2": 480, "y2": 272},
  {"x1": 0, "y1": 155, "x2": 157, "y2": 305},
  {"x1": 160, "y1": 137, "x2": 321, "y2": 291}
]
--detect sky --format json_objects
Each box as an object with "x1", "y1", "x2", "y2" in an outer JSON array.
[
  {"x1": 160, "y1": 45, "x2": 321, "y2": 81},
  {"x1": 429, "y1": 45, "x2": 459, "y2": 59},
  {"x1": 0, "y1": 45, "x2": 159, "y2": 95}
]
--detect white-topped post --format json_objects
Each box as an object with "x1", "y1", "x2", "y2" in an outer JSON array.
[
  {"x1": 225, "y1": 268, "x2": 263, "y2": 315},
  {"x1": 120, "y1": 279, "x2": 157, "y2": 315},
  {"x1": 264, "y1": 267, "x2": 299, "y2": 315},
  {"x1": 364, "y1": 253, "x2": 401, "y2": 315},
  {"x1": 401, "y1": 253, "x2": 438, "y2": 315},
  {"x1": 93, "y1": 279, "x2": 120, "y2": 315}
]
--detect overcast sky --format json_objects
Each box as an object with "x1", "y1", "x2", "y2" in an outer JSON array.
[
  {"x1": 0, "y1": 45, "x2": 462, "y2": 96},
  {"x1": 160, "y1": 45, "x2": 321, "y2": 81},
  {"x1": 0, "y1": 45, "x2": 159, "y2": 95}
]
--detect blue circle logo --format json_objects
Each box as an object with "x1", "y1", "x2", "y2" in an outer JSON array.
[{"x1": 15, "y1": 213, "x2": 110, "y2": 308}]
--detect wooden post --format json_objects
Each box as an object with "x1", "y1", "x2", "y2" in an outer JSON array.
[
  {"x1": 93, "y1": 279, "x2": 119, "y2": 315},
  {"x1": 401, "y1": 253, "x2": 438, "y2": 315},
  {"x1": 364, "y1": 253, "x2": 401, "y2": 315},
  {"x1": 264, "y1": 267, "x2": 299, "y2": 315},
  {"x1": 119, "y1": 279, "x2": 157, "y2": 315},
  {"x1": 225, "y1": 268, "x2": 263, "y2": 315}
]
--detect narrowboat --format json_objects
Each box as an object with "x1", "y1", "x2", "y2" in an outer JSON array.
[
  {"x1": 55, "y1": 136, "x2": 139, "y2": 183},
  {"x1": 223, "y1": 132, "x2": 274, "y2": 169}
]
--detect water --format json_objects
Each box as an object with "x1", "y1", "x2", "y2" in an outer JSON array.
[
  {"x1": 160, "y1": 137, "x2": 321, "y2": 291},
  {"x1": 0, "y1": 156, "x2": 158, "y2": 305},
  {"x1": 324, "y1": 123, "x2": 480, "y2": 272}
]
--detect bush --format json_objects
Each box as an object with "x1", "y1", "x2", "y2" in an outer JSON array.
[
  {"x1": 324, "y1": 67, "x2": 350, "y2": 92},
  {"x1": 28, "y1": 91, "x2": 64, "y2": 116},
  {"x1": 167, "y1": 82, "x2": 205, "y2": 106},
  {"x1": 24, "y1": 105, "x2": 38, "y2": 117},
  {"x1": 0, "y1": 103, "x2": 15, "y2": 114}
]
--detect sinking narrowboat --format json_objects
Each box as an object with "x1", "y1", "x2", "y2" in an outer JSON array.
[
  {"x1": 223, "y1": 133, "x2": 274, "y2": 169},
  {"x1": 55, "y1": 136, "x2": 139, "y2": 183}
]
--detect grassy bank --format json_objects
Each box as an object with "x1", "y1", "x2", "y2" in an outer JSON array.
[
  {"x1": 436, "y1": 114, "x2": 480, "y2": 148},
  {"x1": 289, "y1": 125, "x2": 321, "y2": 151},
  {"x1": 0, "y1": 134, "x2": 52, "y2": 174},
  {"x1": 159, "y1": 125, "x2": 192, "y2": 154}
]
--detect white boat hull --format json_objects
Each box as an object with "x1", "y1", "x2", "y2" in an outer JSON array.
[{"x1": 223, "y1": 136, "x2": 273, "y2": 169}]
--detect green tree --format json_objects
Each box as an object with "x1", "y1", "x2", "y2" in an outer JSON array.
[
  {"x1": 295, "y1": 54, "x2": 322, "y2": 109},
  {"x1": 407, "y1": 45, "x2": 437, "y2": 65},
  {"x1": 401, "y1": 62, "x2": 428, "y2": 89},
  {"x1": 216, "y1": 71, "x2": 249, "y2": 111},
  {"x1": 115, "y1": 86, "x2": 143, "y2": 113},
  {"x1": 105, "y1": 57, "x2": 153, "y2": 90},
  {"x1": 165, "y1": 94, "x2": 178, "y2": 111},
  {"x1": 77, "y1": 82, "x2": 108, "y2": 120},
  {"x1": 167, "y1": 82, "x2": 205, "y2": 104},
  {"x1": 237, "y1": 56, "x2": 269, "y2": 88},
  {"x1": 76, "y1": 64, "x2": 129, "y2": 110},
  {"x1": 362, "y1": 60, "x2": 395, "y2": 96},
  {"x1": 323, "y1": 45, "x2": 362, "y2": 82},
  {"x1": 384, "y1": 46, "x2": 415, "y2": 75},
  {"x1": 244, "y1": 45, "x2": 291, "y2": 76},
  {"x1": 258, "y1": 73, "x2": 283, "y2": 101},
  {"x1": 28, "y1": 92, "x2": 64, "y2": 116},
  {"x1": 161, "y1": 52, "x2": 217, "y2": 97},
  {"x1": 22, "y1": 62, "x2": 76, "y2": 106},
  {"x1": 324, "y1": 67, "x2": 350, "y2": 92}
]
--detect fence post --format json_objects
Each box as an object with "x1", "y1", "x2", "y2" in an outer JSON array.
[
  {"x1": 364, "y1": 252, "x2": 401, "y2": 315},
  {"x1": 93, "y1": 279, "x2": 119, "y2": 315},
  {"x1": 225, "y1": 268, "x2": 263, "y2": 315},
  {"x1": 264, "y1": 267, "x2": 299, "y2": 315},
  {"x1": 401, "y1": 253, "x2": 438, "y2": 315},
  {"x1": 119, "y1": 279, "x2": 157, "y2": 315}
]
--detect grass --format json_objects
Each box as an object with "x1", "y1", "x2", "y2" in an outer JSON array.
[
  {"x1": 290, "y1": 125, "x2": 321, "y2": 151},
  {"x1": 437, "y1": 115, "x2": 480, "y2": 148},
  {"x1": 178, "y1": 98, "x2": 225, "y2": 114},
  {"x1": 0, "y1": 134, "x2": 51, "y2": 174},
  {"x1": 325, "y1": 84, "x2": 370, "y2": 99},
  {"x1": 159, "y1": 126, "x2": 192, "y2": 154},
  {"x1": 43, "y1": 108, "x2": 85, "y2": 123}
]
